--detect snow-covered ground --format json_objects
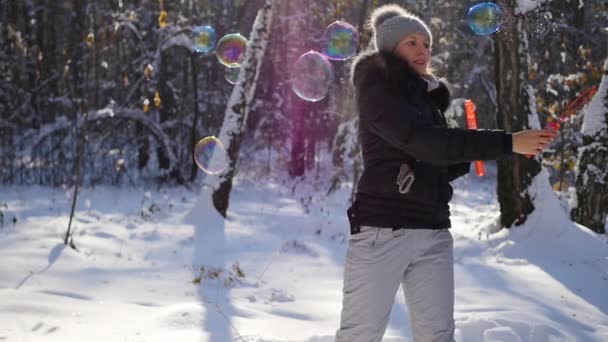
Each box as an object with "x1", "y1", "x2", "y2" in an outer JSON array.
[{"x1": 1, "y1": 162, "x2": 608, "y2": 342}]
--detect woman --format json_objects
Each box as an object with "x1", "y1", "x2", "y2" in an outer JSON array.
[{"x1": 335, "y1": 5, "x2": 555, "y2": 342}]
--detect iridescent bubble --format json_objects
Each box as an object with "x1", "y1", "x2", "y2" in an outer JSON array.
[
  {"x1": 216, "y1": 33, "x2": 248, "y2": 68},
  {"x1": 193, "y1": 136, "x2": 230, "y2": 175},
  {"x1": 225, "y1": 67, "x2": 240, "y2": 85},
  {"x1": 291, "y1": 51, "x2": 334, "y2": 102},
  {"x1": 467, "y1": 3, "x2": 503, "y2": 36},
  {"x1": 192, "y1": 25, "x2": 217, "y2": 53},
  {"x1": 322, "y1": 20, "x2": 359, "y2": 61}
]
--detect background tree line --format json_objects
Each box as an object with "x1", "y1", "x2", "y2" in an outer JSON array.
[{"x1": 1, "y1": 0, "x2": 607, "y2": 232}]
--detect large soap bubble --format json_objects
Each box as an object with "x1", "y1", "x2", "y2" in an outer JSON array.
[
  {"x1": 467, "y1": 3, "x2": 503, "y2": 36},
  {"x1": 291, "y1": 51, "x2": 334, "y2": 102},
  {"x1": 192, "y1": 25, "x2": 217, "y2": 53},
  {"x1": 216, "y1": 33, "x2": 248, "y2": 68},
  {"x1": 322, "y1": 20, "x2": 359, "y2": 61},
  {"x1": 193, "y1": 136, "x2": 230, "y2": 175},
  {"x1": 225, "y1": 67, "x2": 240, "y2": 85}
]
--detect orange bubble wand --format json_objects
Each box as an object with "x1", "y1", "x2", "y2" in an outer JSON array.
[
  {"x1": 464, "y1": 99, "x2": 485, "y2": 177},
  {"x1": 526, "y1": 85, "x2": 597, "y2": 158},
  {"x1": 547, "y1": 85, "x2": 597, "y2": 131}
]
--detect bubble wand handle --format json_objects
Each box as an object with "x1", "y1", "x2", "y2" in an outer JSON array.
[{"x1": 464, "y1": 99, "x2": 485, "y2": 177}]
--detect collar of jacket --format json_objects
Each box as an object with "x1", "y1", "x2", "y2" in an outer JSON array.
[{"x1": 351, "y1": 49, "x2": 452, "y2": 113}]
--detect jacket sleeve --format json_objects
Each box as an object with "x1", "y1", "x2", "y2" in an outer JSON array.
[
  {"x1": 447, "y1": 162, "x2": 471, "y2": 182},
  {"x1": 357, "y1": 74, "x2": 513, "y2": 166}
]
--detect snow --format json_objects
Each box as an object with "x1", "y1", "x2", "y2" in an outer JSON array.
[
  {"x1": 586, "y1": 164, "x2": 607, "y2": 185},
  {"x1": 333, "y1": 117, "x2": 359, "y2": 167},
  {"x1": 0, "y1": 119, "x2": 16, "y2": 130},
  {"x1": 526, "y1": 85, "x2": 542, "y2": 130},
  {"x1": 161, "y1": 28, "x2": 192, "y2": 52},
  {"x1": 113, "y1": 20, "x2": 143, "y2": 42},
  {"x1": 445, "y1": 98, "x2": 466, "y2": 128},
  {"x1": 515, "y1": 0, "x2": 552, "y2": 15},
  {"x1": 17, "y1": 106, "x2": 179, "y2": 177},
  {"x1": 1, "y1": 162, "x2": 608, "y2": 341},
  {"x1": 581, "y1": 60, "x2": 608, "y2": 137}
]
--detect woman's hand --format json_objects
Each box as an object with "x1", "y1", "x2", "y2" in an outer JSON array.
[{"x1": 512, "y1": 129, "x2": 557, "y2": 156}]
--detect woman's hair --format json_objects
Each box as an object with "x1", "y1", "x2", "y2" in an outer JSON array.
[{"x1": 426, "y1": 62, "x2": 437, "y2": 77}]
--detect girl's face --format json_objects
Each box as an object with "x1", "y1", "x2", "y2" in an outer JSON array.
[{"x1": 393, "y1": 33, "x2": 431, "y2": 75}]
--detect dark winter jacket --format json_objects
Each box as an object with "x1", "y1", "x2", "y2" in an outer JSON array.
[{"x1": 347, "y1": 50, "x2": 513, "y2": 232}]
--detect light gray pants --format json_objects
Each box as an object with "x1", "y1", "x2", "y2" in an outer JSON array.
[{"x1": 335, "y1": 226, "x2": 455, "y2": 342}]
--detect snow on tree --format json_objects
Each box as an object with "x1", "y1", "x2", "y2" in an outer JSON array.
[
  {"x1": 329, "y1": 109, "x2": 361, "y2": 201},
  {"x1": 571, "y1": 58, "x2": 608, "y2": 234},
  {"x1": 188, "y1": 0, "x2": 275, "y2": 219},
  {"x1": 516, "y1": 0, "x2": 553, "y2": 15},
  {"x1": 495, "y1": 1, "x2": 557, "y2": 228}
]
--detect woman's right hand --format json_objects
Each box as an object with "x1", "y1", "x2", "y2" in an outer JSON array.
[{"x1": 512, "y1": 129, "x2": 557, "y2": 156}]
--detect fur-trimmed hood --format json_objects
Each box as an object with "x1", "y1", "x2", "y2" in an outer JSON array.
[{"x1": 350, "y1": 49, "x2": 451, "y2": 113}]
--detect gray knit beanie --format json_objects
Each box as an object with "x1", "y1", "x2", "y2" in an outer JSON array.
[{"x1": 371, "y1": 4, "x2": 433, "y2": 52}]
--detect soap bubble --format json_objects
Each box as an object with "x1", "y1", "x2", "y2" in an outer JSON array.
[
  {"x1": 193, "y1": 136, "x2": 229, "y2": 175},
  {"x1": 467, "y1": 2, "x2": 503, "y2": 36},
  {"x1": 192, "y1": 25, "x2": 217, "y2": 53},
  {"x1": 322, "y1": 20, "x2": 359, "y2": 60},
  {"x1": 216, "y1": 33, "x2": 248, "y2": 68},
  {"x1": 291, "y1": 51, "x2": 334, "y2": 102},
  {"x1": 225, "y1": 67, "x2": 240, "y2": 85}
]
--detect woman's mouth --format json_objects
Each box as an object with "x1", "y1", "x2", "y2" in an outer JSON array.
[{"x1": 414, "y1": 59, "x2": 426, "y2": 66}]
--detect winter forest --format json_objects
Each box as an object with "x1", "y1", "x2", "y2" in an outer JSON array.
[{"x1": 1, "y1": 0, "x2": 608, "y2": 341}]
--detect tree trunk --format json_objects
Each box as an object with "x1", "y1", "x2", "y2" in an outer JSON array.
[
  {"x1": 357, "y1": 0, "x2": 370, "y2": 51},
  {"x1": 65, "y1": 0, "x2": 87, "y2": 248},
  {"x1": 211, "y1": 0, "x2": 275, "y2": 217},
  {"x1": 289, "y1": 96, "x2": 306, "y2": 177},
  {"x1": 571, "y1": 59, "x2": 608, "y2": 234},
  {"x1": 189, "y1": 54, "x2": 201, "y2": 182},
  {"x1": 494, "y1": 3, "x2": 542, "y2": 228}
]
